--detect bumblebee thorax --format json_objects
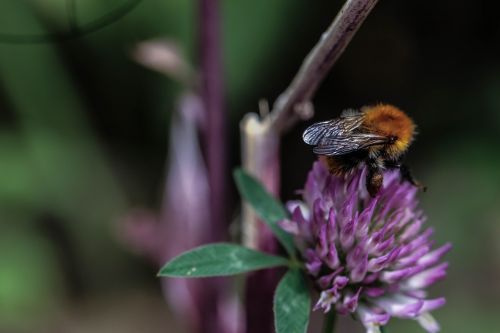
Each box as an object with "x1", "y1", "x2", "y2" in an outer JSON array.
[{"x1": 362, "y1": 104, "x2": 415, "y2": 158}]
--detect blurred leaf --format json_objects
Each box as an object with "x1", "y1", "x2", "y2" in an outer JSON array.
[
  {"x1": 0, "y1": 13, "x2": 126, "y2": 219},
  {"x1": 0, "y1": 133, "x2": 40, "y2": 207},
  {"x1": 234, "y1": 168, "x2": 296, "y2": 256},
  {"x1": 273, "y1": 269, "x2": 311, "y2": 333},
  {"x1": 0, "y1": 226, "x2": 62, "y2": 329},
  {"x1": 0, "y1": 2, "x2": 132, "y2": 292},
  {"x1": 159, "y1": 243, "x2": 288, "y2": 278}
]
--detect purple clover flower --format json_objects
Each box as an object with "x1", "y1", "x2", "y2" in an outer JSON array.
[{"x1": 280, "y1": 161, "x2": 451, "y2": 333}]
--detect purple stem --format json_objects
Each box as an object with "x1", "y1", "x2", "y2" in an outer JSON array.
[
  {"x1": 199, "y1": 0, "x2": 226, "y2": 243},
  {"x1": 198, "y1": 1, "x2": 229, "y2": 333}
]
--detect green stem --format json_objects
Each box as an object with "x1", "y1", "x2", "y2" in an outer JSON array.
[
  {"x1": 322, "y1": 311, "x2": 337, "y2": 333},
  {"x1": 380, "y1": 325, "x2": 388, "y2": 333}
]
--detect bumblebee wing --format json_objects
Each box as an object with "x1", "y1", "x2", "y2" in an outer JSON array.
[
  {"x1": 302, "y1": 120, "x2": 337, "y2": 145},
  {"x1": 304, "y1": 110, "x2": 389, "y2": 155},
  {"x1": 312, "y1": 133, "x2": 388, "y2": 155},
  {"x1": 302, "y1": 111, "x2": 364, "y2": 145}
]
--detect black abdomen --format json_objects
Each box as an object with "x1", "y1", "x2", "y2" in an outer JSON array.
[{"x1": 324, "y1": 150, "x2": 368, "y2": 175}]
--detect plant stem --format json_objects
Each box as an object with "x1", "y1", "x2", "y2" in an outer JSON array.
[
  {"x1": 323, "y1": 311, "x2": 337, "y2": 333},
  {"x1": 198, "y1": 1, "x2": 229, "y2": 333},
  {"x1": 200, "y1": 0, "x2": 226, "y2": 243},
  {"x1": 240, "y1": 1, "x2": 380, "y2": 333},
  {"x1": 380, "y1": 325, "x2": 388, "y2": 333},
  {"x1": 270, "y1": 0, "x2": 380, "y2": 134}
]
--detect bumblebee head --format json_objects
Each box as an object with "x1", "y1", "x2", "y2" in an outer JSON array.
[{"x1": 362, "y1": 104, "x2": 415, "y2": 159}]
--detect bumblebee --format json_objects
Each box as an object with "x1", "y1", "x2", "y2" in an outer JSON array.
[{"x1": 303, "y1": 103, "x2": 424, "y2": 197}]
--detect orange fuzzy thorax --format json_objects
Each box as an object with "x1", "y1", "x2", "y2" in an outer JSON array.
[{"x1": 362, "y1": 104, "x2": 415, "y2": 159}]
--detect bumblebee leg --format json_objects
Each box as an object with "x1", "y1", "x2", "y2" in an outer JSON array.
[
  {"x1": 384, "y1": 159, "x2": 401, "y2": 170},
  {"x1": 400, "y1": 164, "x2": 427, "y2": 192},
  {"x1": 366, "y1": 163, "x2": 384, "y2": 197}
]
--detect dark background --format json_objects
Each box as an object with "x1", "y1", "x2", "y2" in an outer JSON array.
[{"x1": 1, "y1": 0, "x2": 499, "y2": 332}]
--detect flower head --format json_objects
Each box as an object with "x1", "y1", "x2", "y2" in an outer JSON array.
[{"x1": 280, "y1": 161, "x2": 450, "y2": 332}]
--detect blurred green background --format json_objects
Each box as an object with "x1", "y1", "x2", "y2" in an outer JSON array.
[{"x1": 1, "y1": 0, "x2": 499, "y2": 332}]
